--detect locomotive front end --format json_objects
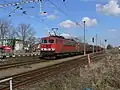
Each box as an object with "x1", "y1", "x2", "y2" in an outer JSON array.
[{"x1": 40, "y1": 37, "x2": 56, "y2": 58}]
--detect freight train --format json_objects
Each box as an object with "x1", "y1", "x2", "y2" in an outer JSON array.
[{"x1": 40, "y1": 35, "x2": 103, "y2": 59}]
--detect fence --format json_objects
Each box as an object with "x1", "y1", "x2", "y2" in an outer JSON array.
[{"x1": 0, "y1": 77, "x2": 13, "y2": 90}]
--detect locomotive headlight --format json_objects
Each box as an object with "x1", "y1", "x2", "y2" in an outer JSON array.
[
  {"x1": 41, "y1": 48, "x2": 44, "y2": 51},
  {"x1": 52, "y1": 48, "x2": 55, "y2": 51}
]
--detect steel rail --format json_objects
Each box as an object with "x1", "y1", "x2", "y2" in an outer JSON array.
[
  {"x1": 0, "y1": 59, "x2": 46, "y2": 70},
  {"x1": 0, "y1": 52, "x2": 105, "y2": 90},
  {"x1": 0, "y1": 52, "x2": 102, "y2": 70}
]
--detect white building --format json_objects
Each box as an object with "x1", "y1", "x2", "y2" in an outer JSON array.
[
  {"x1": 0, "y1": 39, "x2": 24, "y2": 51},
  {"x1": 14, "y1": 40, "x2": 23, "y2": 51}
]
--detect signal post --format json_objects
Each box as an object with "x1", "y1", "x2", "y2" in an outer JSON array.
[{"x1": 92, "y1": 37, "x2": 94, "y2": 53}]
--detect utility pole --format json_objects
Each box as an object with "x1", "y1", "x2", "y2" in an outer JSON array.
[
  {"x1": 96, "y1": 34, "x2": 97, "y2": 52},
  {"x1": 83, "y1": 21, "x2": 86, "y2": 55},
  {"x1": 0, "y1": 24, "x2": 4, "y2": 46},
  {"x1": 76, "y1": 22, "x2": 86, "y2": 55},
  {"x1": 39, "y1": 0, "x2": 42, "y2": 14},
  {"x1": 100, "y1": 40, "x2": 101, "y2": 51},
  {"x1": 92, "y1": 37, "x2": 94, "y2": 53},
  {"x1": 39, "y1": 0, "x2": 47, "y2": 15},
  {"x1": 105, "y1": 39, "x2": 107, "y2": 50},
  {"x1": 100, "y1": 40, "x2": 101, "y2": 46}
]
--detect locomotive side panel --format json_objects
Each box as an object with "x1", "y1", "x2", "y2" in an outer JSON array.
[
  {"x1": 55, "y1": 38, "x2": 64, "y2": 53},
  {"x1": 62, "y1": 39, "x2": 77, "y2": 53}
]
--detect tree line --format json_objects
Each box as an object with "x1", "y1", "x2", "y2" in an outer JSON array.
[{"x1": 0, "y1": 19, "x2": 39, "y2": 51}]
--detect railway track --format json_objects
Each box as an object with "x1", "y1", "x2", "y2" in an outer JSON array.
[
  {"x1": 0, "y1": 52, "x2": 105, "y2": 90},
  {"x1": 0, "y1": 59, "x2": 47, "y2": 70},
  {"x1": 0, "y1": 56, "x2": 39, "y2": 65},
  {"x1": 0, "y1": 54, "x2": 83, "y2": 70},
  {"x1": 0, "y1": 52, "x2": 92, "y2": 70}
]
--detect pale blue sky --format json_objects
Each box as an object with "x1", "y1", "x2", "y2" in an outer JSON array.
[{"x1": 0, "y1": 0, "x2": 120, "y2": 46}]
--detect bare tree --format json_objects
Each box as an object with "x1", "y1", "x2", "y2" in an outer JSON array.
[
  {"x1": 8, "y1": 26, "x2": 17, "y2": 39},
  {"x1": 28, "y1": 36, "x2": 36, "y2": 52},
  {"x1": 0, "y1": 19, "x2": 11, "y2": 45},
  {"x1": 35, "y1": 37, "x2": 41, "y2": 44},
  {"x1": 16, "y1": 24, "x2": 35, "y2": 49},
  {"x1": 0, "y1": 19, "x2": 18, "y2": 39}
]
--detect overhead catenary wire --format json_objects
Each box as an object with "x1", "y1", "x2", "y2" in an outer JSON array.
[
  {"x1": 47, "y1": 0, "x2": 68, "y2": 17},
  {"x1": 63, "y1": 2, "x2": 67, "y2": 9},
  {"x1": 4, "y1": 0, "x2": 45, "y2": 17},
  {"x1": 28, "y1": 0, "x2": 83, "y2": 41},
  {"x1": 0, "y1": 0, "x2": 47, "y2": 16},
  {"x1": 0, "y1": 0, "x2": 66, "y2": 8},
  {"x1": 1, "y1": 1, "x2": 34, "y2": 17},
  {"x1": 47, "y1": 0, "x2": 84, "y2": 28},
  {"x1": 0, "y1": 0, "x2": 68, "y2": 17},
  {"x1": 8, "y1": 5, "x2": 21, "y2": 17},
  {"x1": 4, "y1": 8, "x2": 49, "y2": 27},
  {"x1": 18, "y1": 12, "x2": 49, "y2": 26},
  {"x1": 39, "y1": 0, "x2": 42, "y2": 13},
  {"x1": 0, "y1": 0, "x2": 72, "y2": 35},
  {"x1": 62, "y1": 0, "x2": 67, "y2": 9},
  {"x1": 45, "y1": 0, "x2": 84, "y2": 42},
  {"x1": 0, "y1": 0, "x2": 84, "y2": 28},
  {"x1": 3, "y1": 1, "x2": 49, "y2": 26},
  {"x1": 43, "y1": 0, "x2": 84, "y2": 28},
  {"x1": 0, "y1": 0, "x2": 40, "y2": 8}
]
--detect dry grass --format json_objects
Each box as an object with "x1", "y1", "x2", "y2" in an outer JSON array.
[{"x1": 18, "y1": 50, "x2": 120, "y2": 90}]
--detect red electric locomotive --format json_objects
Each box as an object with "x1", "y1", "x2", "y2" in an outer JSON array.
[
  {"x1": 40, "y1": 35, "x2": 81, "y2": 58},
  {"x1": 40, "y1": 35, "x2": 103, "y2": 59}
]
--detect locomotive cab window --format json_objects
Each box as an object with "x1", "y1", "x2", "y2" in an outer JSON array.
[
  {"x1": 42, "y1": 39, "x2": 47, "y2": 43},
  {"x1": 49, "y1": 39, "x2": 54, "y2": 43}
]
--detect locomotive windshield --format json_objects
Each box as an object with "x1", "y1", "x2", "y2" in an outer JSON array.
[
  {"x1": 41, "y1": 39, "x2": 54, "y2": 44},
  {"x1": 49, "y1": 39, "x2": 54, "y2": 43},
  {"x1": 42, "y1": 39, "x2": 47, "y2": 43}
]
